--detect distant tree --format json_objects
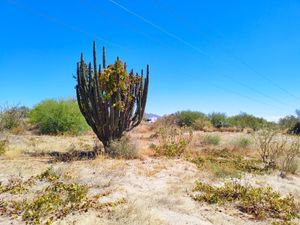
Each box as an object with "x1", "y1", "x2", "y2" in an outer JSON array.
[
  {"x1": 174, "y1": 111, "x2": 206, "y2": 127},
  {"x1": 228, "y1": 112, "x2": 268, "y2": 130},
  {"x1": 208, "y1": 112, "x2": 228, "y2": 128}
]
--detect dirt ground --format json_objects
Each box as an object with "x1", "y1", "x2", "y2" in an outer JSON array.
[{"x1": 0, "y1": 125, "x2": 299, "y2": 225}]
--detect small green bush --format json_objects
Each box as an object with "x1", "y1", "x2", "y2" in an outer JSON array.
[
  {"x1": 174, "y1": 111, "x2": 207, "y2": 127},
  {"x1": 109, "y1": 136, "x2": 138, "y2": 159},
  {"x1": 29, "y1": 99, "x2": 89, "y2": 135},
  {"x1": 202, "y1": 134, "x2": 220, "y2": 145},
  {"x1": 208, "y1": 112, "x2": 228, "y2": 128},
  {"x1": 227, "y1": 113, "x2": 268, "y2": 130},
  {"x1": 192, "y1": 181, "x2": 299, "y2": 222},
  {"x1": 231, "y1": 136, "x2": 251, "y2": 149}
]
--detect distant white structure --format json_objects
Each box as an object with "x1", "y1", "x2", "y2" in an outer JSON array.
[{"x1": 144, "y1": 113, "x2": 160, "y2": 123}]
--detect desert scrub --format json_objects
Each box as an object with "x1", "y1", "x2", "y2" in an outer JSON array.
[
  {"x1": 0, "y1": 168, "x2": 125, "y2": 224},
  {"x1": 0, "y1": 105, "x2": 29, "y2": 132},
  {"x1": 254, "y1": 128, "x2": 287, "y2": 169},
  {"x1": 154, "y1": 126, "x2": 193, "y2": 157},
  {"x1": 202, "y1": 134, "x2": 220, "y2": 146},
  {"x1": 231, "y1": 136, "x2": 251, "y2": 149},
  {"x1": 192, "y1": 181, "x2": 299, "y2": 222},
  {"x1": 191, "y1": 149, "x2": 263, "y2": 178},
  {"x1": 0, "y1": 138, "x2": 8, "y2": 156},
  {"x1": 109, "y1": 136, "x2": 138, "y2": 159},
  {"x1": 280, "y1": 141, "x2": 300, "y2": 177},
  {"x1": 29, "y1": 99, "x2": 89, "y2": 135}
]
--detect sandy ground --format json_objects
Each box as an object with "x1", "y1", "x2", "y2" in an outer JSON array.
[{"x1": 0, "y1": 127, "x2": 299, "y2": 225}]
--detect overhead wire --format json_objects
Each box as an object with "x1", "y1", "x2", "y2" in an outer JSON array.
[
  {"x1": 151, "y1": 0, "x2": 300, "y2": 102},
  {"x1": 4, "y1": 0, "x2": 289, "y2": 111},
  {"x1": 106, "y1": 0, "x2": 296, "y2": 108}
]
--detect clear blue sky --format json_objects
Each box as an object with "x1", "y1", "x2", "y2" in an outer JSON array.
[{"x1": 1, "y1": 0, "x2": 300, "y2": 121}]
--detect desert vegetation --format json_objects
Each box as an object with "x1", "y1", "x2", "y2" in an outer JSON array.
[
  {"x1": 0, "y1": 44, "x2": 299, "y2": 225},
  {"x1": 1, "y1": 105, "x2": 300, "y2": 224}
]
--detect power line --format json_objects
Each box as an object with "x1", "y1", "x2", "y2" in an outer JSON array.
[
  {"x1": 108, "y1": 0, "x2": 208, "y2": 56},
  {"x1": 151, "y1": 0, "x2": 300, "y2": 102},
  {"x1": 6, "y1": 0, "x2": 122, "y2": 48},
  {"x1": 80, "y1": 0, "x2": 175, "y2": 51},
  {"x1": 107, "y1": 0, "x2": 297, "y2": 108},
  {"x1": 4, "y1": 0, "x2": 290, "y2": 111}
]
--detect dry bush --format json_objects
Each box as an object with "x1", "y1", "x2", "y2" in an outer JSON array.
[
  {"x1": 0, "y1": 138, "x2": 8, "y2": 156},
  {"x1": 202, "y1": 134, "x2": 220, "y2": 146},
  {"x1": 254, "y1": 128, "x2": 287, "y2": 169},
  {"x1": 230, "y1": 136, "x2": 252, "y2": 150},
  {"x1": 193, "y1": 117, "x2": 212, "y2": 131},
  {"x1": 153, "y1": 125, "x2": 193, "y2": 157},
  {"x1": 109, "y1": 136, "x2": 138, "y2": 159},
  {"x1": 280, "y1": 141, "x2": 300, "y2": 177},
  {"x1": 0, "y1": 105, "x2": 29, "y2": 133}
]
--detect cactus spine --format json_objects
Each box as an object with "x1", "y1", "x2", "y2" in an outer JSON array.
[{"x1": 76, "y1": 42, "x2": 149, "y2": 153}]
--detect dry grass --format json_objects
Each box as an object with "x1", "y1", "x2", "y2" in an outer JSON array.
[{"x1": 0, "y1": 125, "x2": 300, "y2": 225}]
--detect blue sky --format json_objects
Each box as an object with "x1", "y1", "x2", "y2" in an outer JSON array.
[{"x1": 1, "y1": 0, "x2": 300, "y2": 121}]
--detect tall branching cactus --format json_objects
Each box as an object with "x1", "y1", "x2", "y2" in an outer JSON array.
[{"x1": 76, "y1": 42, "x2": 149, "y2": 153}]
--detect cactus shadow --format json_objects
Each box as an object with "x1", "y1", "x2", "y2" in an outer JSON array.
[{"x1": 26, "y1": 150, "x2": 99, "y2": 162}]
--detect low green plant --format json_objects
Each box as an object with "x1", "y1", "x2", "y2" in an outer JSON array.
[
  {"x1": 231, "y1": 136, "x2": 251, "y2": 149},
  {"x1": 109, "y1": 136, "x2": 138, "y2": 159},
  {"x1": 192, "y1": 181, "x2": 299, "y2": 222},
  {"x1": 202, "y1": 134, "x2": 220, "y2": 146},
  {"x1": 191, "y1": 149, "x2": 263, "y2": 178},
  {"x1": 0, "y1": 168, "x2": 125, "y2": 224},
  {"x1": 29, "y1": 99, "x2": 89, "y2": 135},
  {"x1": 154, "y1": 126, "x2": 192, "y2": 157}
]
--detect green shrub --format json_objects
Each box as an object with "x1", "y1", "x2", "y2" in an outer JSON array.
[
  {"x1": 192, "y1": 181, "x2": 299, "y2": 222},
  {"x1": 202, "y1": 134, "x2": 220, "y2": 145},
  {"x1": 0, "y1": 105, "x2": 29, "y2": 131},
  {"x1": 208, "y1": 112, "x2": 228, "y2": 128},
  {"x1": 29, "y1": 99, "x2": 89, "y2": 135},
  {"x1": 231, "y1": 136, "x2": 251, "y2": 149},
  {"x1": 279, "y1": 115, "x2": 299, "y2": 131},
  {"x1": 109, "y1": 136, "x2": 138, "y2": 159},
  {"x1": 227, "y1": 113, "x2": 268, "y2": 130},
  {"x1": 193, "y1": 117, "x2": 213, "y2": 130},
  {"x1": 174, "y1": 111, "x2": 207, "y2": 127}
]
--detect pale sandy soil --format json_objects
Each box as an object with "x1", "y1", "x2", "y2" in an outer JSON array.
[{"x1": 0, "y1": 126, "x2": 299, "y2": 225}]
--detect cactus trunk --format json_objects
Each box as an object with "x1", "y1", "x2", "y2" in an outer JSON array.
[{"x1": 76, "y1": 42, "x2": 149, "y2": 154}]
